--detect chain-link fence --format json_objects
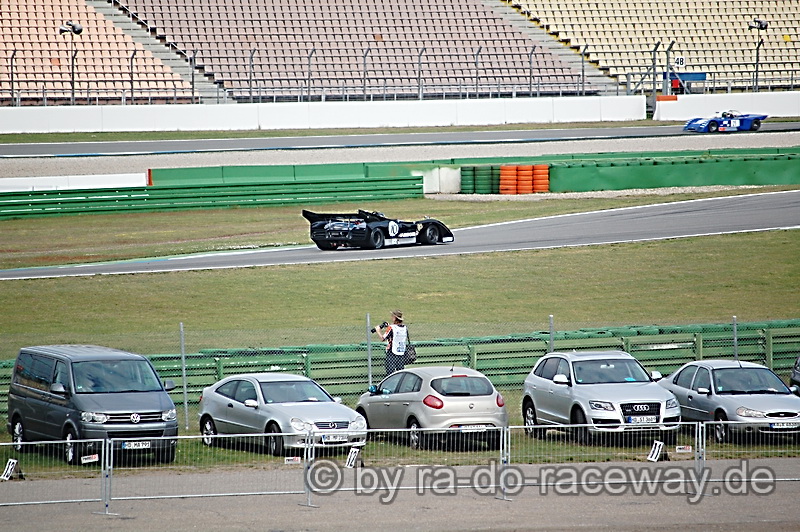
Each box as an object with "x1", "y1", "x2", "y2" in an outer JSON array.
[{"x1": 1, "y1": 423, "x2": 798, "y2": 510}]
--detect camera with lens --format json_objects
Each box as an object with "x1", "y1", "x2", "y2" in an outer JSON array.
[{"x1": 371, "y1": 321, "x2": 389, "y2": 333}]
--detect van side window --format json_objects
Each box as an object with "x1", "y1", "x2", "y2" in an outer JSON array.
[
  {"x1": 14, "y1": 352, "x2": 55, "y2": 392},
  {"x1": 53, "y1": 360, "x2": 71, "y2": 393}
]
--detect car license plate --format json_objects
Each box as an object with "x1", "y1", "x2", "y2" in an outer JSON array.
[
  {"x1": 625, "y1": 416, "x2": 658, "y2": 424},
  {"x1": 770, "y1": 422, "x2": 800, "y2": 429},
  {"x1": 121, "y1": 441, "x2": 151, "y2": 450},
  {"x1": 321, "y1": 434, "x2": 348, "y2": 443},
  {"x1": 459, "y1": 425, "x2": 490, "y2": 433}
]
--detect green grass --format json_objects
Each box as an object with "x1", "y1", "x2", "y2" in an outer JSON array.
[
  {"x1": 2, "y1": 187, "x2": 797, "y2": 270},
  {"x1": 1, "y1": 187, "x2": 798, "y2": 361}
]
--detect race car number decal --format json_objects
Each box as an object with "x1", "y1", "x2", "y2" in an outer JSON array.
[{"x1": 388, "y1": 221, "x2": 399, "y2": 237}]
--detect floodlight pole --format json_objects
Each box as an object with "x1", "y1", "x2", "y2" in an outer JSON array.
[
  {"x1": 362, "y1": 47, "x2": 371, "y2": 101},
  {"x1": 69, "y1": 33, "x2": 77, "y2": 105},
  {"x1": 754, "y1": 37, "x2": 764, "y2": 92},
  {"x1": 129, "y1": 49, "x2": 137, "y2": 105},
  {"x1": 417, "y1": 47, "x2": 426, "y2": 100},
  {"x1": 650, "y1": 41, "x2": 661, "y2": 111},
  {"x1": 581, "y1": 44, "x2": 588, "y2": 95},
  {"x1": 528, "y1": 45, "x2": 535, "y2": 96},
  {"x1": 474, "y1": 46, "x2": 482, "y2": 98},
  {"x1": 307, "y1": 47, "x2": 316, "y2": 102},
  {"x1": 9, "y1": 50, "x2": 16, "y2": 105},
  {"x1": 249, "y1": 48, "x2": 256, "y2": 103},
  {"x1": 664, "y1": 41, "x2": 675, "y2": 95}
]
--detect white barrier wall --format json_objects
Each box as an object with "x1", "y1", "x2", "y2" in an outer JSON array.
[
  {"x1": 0, "y1": 96, "x2": 646, "y2": 134},
  {"x1": 0, "y1": 173, "x2": 147, "y2": 192},
  {"x1": 653, "y1": 91, "x2": 800, "y2": 121}
]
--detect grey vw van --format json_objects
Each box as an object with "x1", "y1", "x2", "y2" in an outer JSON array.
[{"x1": 6, "y1": 345, "x2": 178, "y2": 464}]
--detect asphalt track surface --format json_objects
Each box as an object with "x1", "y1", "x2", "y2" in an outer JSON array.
[
  {"x1": 1, "y1": 122, "x2": 798, "y2": 158},
  {"x1": 2, "y1": 190, "x2": 799, "y2": 280},
  {"x1": 3, "y1": 458, "x2": 800, "y2": 531}
]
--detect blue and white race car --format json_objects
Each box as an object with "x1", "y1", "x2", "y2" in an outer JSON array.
[{"x1": 683, "y1": 110, "x2": 768, "y2": 133}]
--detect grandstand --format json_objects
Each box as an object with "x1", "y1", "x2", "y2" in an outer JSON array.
[
  {"x1": 0, "y1": 0, "x2": 798, "y2": 106},
  {"x1": 514, "y1": 0, "x2": 800, "y2": 93},
  {"x1": 0, "y1": 0, "x2": 195, "y2": 105}
]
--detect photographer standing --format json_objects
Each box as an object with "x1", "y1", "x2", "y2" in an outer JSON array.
[{"x1": 374, "y1": 310, "x2": 408, "y2": 375}]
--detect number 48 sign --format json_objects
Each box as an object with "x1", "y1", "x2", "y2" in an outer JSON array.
[{"x1": 673, "y1": 56, "x2": 686, "y2": 68}]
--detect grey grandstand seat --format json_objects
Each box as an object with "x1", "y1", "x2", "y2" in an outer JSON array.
[
  {"x1": 514, "y1": 0, "x2": 799, "y2": 91},
  {"x1": 89, "y1": 0, "x2": 590, "y2": 102}
]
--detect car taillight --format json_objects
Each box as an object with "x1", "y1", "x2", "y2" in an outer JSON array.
[
  {"x1": 423, "y1": 395, "x2": 444, "y2": 409},
  {"x1": 496, "y1": 393, "x2": 505, "y2": 408}
]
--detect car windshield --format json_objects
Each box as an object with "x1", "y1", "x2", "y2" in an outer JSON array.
[
  {"x1": 573, "y1": 359, "x2": 651, "y2": 384},
  {"x1": 430, "y1": 376, "x2": 494, "y2": 396},
  {"x1": 73, "y1": 360, "x2": 163, "y2": 393},
  {"x1": 713, "y1": 368, "x2": 790, "y2": 395},
  {"x1": 260, "y1": 380, "x2": 333, "y2": 403}
]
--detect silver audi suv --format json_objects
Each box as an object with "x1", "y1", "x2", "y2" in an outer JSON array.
[{"x1": 522, "y1": 350, "x2": 681, "y2": 443}]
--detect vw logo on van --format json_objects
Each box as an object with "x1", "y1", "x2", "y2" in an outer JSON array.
[
  {"x1": 130, "y1": 413, "x2": 141, "y2": 424},
  {"x1": 633, "y1": 404, "x2": 649, "y2": 412}
]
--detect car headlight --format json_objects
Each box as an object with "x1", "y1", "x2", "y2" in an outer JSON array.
[
  {"x1": 736, "y1": 407, "x2": 766, "y2": 418},
  {"x1": 162, "y1": 409, "x2": 177, "y2": 422},
  {"x1": 81, "y1": 412, "x2": 109, "y2": 423},
  {"x1": 291, "y1": 418, "x2": 313, "y2": 432},
  {"x1": 666, "y1": 398, "x2": 679, "y2": 410},
  {"x1": 350, "y1": 416, "x2": 367, "y2": 431},
  {"x1": 589, "y1": 401, "x2": 615, "y2": 411}
]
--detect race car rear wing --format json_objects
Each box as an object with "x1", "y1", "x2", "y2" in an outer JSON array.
[{"x1": 302, "y1": 210, "x2": 387, "y2": 223}]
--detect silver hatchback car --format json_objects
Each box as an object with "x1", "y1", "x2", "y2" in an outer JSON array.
[
  {"x1": 522, "y1": 351, "x2": 681, "y2": 443},
  {"x1": 355, "y1": 366, "x2": 508, "y2": 449},
  {"x1": 198, "y1": 373, "x2": 367, "y2": 455}
]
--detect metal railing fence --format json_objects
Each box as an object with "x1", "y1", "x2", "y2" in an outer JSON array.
[{"x1": 1, "y1": 423, "x2": 798, "y2": 510}]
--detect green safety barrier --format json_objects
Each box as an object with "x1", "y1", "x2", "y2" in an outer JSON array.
[
  {"x1": 2, "y1": 147, "x2": 798, "y2": 217},
  {"x1": 2, "y1": 320, "x2": 797, "y2": 417},
  {"x1": 0, "y1": 174, "x2": 423, "y2": 218}
]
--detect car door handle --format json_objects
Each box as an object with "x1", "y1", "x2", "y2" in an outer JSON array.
[
  {"x1": 402, "y1": 402, "x2": 410, "y2": 406},
  {"x1": 383, "y1": 403, "x2": 390, "y2": 406},
  {"x1": 687, "y1": 396, "x2": 694, "y2": 401}
]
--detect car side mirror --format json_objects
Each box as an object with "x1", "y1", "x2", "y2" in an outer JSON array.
[
  {"x1": 50, "y1": 382, "x2": 67, "y2": 395},
  {"x1": 697, "y1": 387, "x2": 711, "y2": 396},
  {"x1": 553, "y1": 374, "x2": 571, "y2": 386},
  {"x1": 333, "y1": 397, "x2": 343, "y2": 404},
  {"x1": 790, "y1": 385, "x2": 799, "y2": 396},
  {"x1": 368, "y1": 385, "x2": 379, "y2": 395},
  {"x1": 163, "y1": 379, "x2": 176, "y2": 391},
  {"x1": 651, "y1": 371, "x2": 663, "y2": 382},
  {"x1": 244, "y1": 399, "x2": 258, "y2": 408}
]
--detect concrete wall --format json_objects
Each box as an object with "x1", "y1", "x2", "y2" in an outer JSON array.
[
  {"x1": 0, "y1": 95, "x2": 646, "y2": 134},
  {"x1": 653, "y1": 91, "x2": 800, "y2": 120},
  {"x1": 0, "y1": 173, "x2": 147, "y2": 192}
]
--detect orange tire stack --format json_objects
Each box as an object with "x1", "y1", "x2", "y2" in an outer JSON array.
[
  {"x1": 533, "y1": 164, "x2": 550, "y2": 193},
  {"x1": 516, "y1": 165, "x2": 533, "y2": 194},
  {"x1": 499, "y1": 165, "x2": 517, "y2": 194}
]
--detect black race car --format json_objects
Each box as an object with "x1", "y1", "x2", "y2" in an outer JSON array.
[{"x1": 302, "y1": 209, "x2": 454, "y2": 250}]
